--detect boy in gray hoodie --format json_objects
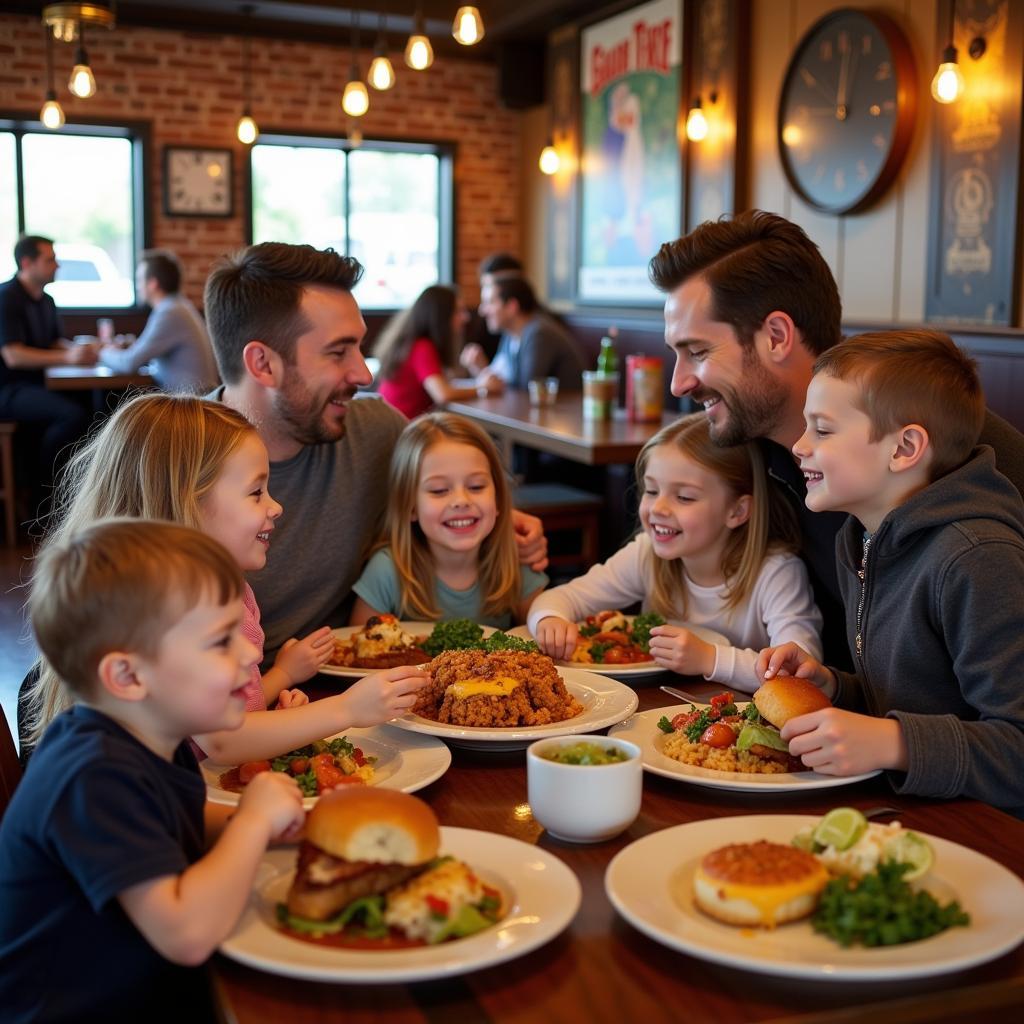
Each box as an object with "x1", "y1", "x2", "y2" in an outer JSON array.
[{"x1": 758, "y1": 329, "x2": 1024, "y2": 817}]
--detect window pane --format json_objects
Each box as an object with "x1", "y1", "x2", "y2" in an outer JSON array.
[
  {"x1": 21, "y1": 133, "x2": 135, "y2": 308},
  {"x1": 348, "y1": 150, "x2": 440, "y2": 309},
  {"x1": 251, "y1": 145, "x2": 345, "y2": 251},
  {"x1": 0, "y1": 133, "x2": 17, "y2": 280}
]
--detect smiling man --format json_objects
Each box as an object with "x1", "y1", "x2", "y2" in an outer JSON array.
[
  {"x1": 649, "y1": 210, "x2": 1024, "y2": 665},
  {"x1": 204, "y1": 243, "x2": 546, "y2": 662}
]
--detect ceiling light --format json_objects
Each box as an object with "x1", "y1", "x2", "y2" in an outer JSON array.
[
  {"x1": 452, "y1": 6, "x2": 484, "y2": 46},
  {"x1": 40, "y1": 28, "x2": 65, "y2": 129},
  {"x1": 539, "y1": 140, "x2": 560, "y2": 175},
  {"x1": 405, "y1": 5, "x2": 433, "y2": 70},
  {"x1": 237, "y1": 5, "x2": 258, "y2": 143},
  {"x1": 931, "y1": 2, "x2": 965, "y2": 104},
  {"x1": 68, "y1": 34, "x2": 96, "y2": 98},
  {"x1": 42, "y1": 2, "x2": 115, "y2": 44},
  {"x1": 343, "y1": 12, "x2": 369, "y2": 117},
  {"x1": 368, "y1": 6, "x2": 395, "y2": 90},
  {"x1": 685, "y1": 97, "x2": 708, "y2": 142}
]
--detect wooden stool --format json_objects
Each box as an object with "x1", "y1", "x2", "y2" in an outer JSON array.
[
  {"x1": 0, "y1": 422, "x2": 17, "y2": 547},
  {"x1": 512, "y1": 482, "x2": 603, "y2": 571}
]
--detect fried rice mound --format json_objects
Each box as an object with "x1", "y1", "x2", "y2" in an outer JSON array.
[{"x1": 413, "y1": 650, "x2": 584, "y2": 727}]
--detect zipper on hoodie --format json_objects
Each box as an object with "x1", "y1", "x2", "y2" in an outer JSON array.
[{"x1": 854, "y1": 533, "x2": 874, "y2": 662}]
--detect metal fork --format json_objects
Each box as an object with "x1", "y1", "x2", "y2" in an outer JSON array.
[{"x1": 659, "y1": 684, "x2": 755, "y2": 704}]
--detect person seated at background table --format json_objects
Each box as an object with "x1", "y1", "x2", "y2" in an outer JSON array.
[
  {"x1": 375, "y1": 284, "x2": 502, "y2": 419},
  {"x1": 98, "y1": 248, "x2": 219, "y2": 393},
  {"x1": 529, "y1": 413, "x2": 821, "y2": 691},
  {"x1": 758, "y1": 330, "x2": 1024, "y2": 818},
  {"x1": 0, "y1": 519, "x2": 306, "y2": 1023},
  {"x1": 461, "y1": 275, "x2": 586, "y2": 392},
  {"x1": 0, "y1": 234, "x2": 95, "y2": 514},
  {"x1": 650, "y1": 210, "x2": 1024, "y2": 669},
  {"x1": 350, "y1": 412, "x2": 547, "y2": 629}
]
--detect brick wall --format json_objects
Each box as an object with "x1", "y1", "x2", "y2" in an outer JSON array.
[{"x1": 0, "y1": 14, "x2": 522, "y2": 307}]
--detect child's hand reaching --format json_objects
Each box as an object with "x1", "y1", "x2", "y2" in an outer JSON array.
[
  {"x1": 756, "y1": 642, "x2": 836, "y2": 695},
  {"x1": 235, "y1": 769, "x2": 305, "y2": 843},
  {"x1": 781, "y1": 708, "x2": 908, "y2": 775},
  {"x1": 275, "y1": 689, "x2": 309, "y2": 709},
  {"x1": 275, "y1": 627, "x2": 336, "y2": 685},
  {"x1": 535, "y1": 615, "x2": 578, "y2": 662},
  {"x1": 341, "y1": 666, "x2": 431, "y2": 727},
  {"x1": 647, "y1": 624, "x2": 715, "y2": 677}
]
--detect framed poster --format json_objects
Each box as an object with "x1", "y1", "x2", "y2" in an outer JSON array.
[{"x1": 578, "y1": 0, "x2": 683, "y2": 304}]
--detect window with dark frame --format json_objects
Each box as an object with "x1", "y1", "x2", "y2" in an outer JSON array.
[
  {"x1": 248, "y1": 134, "x2": 454, "y2": 311},
  {"x1": 0, "y1": 120, "x2": 147, "y2": 312}
]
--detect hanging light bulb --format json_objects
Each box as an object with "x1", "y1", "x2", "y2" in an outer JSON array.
[
  {"x1": 452, "y1": 6, "x2": 485, "y2": 46},
  {"x1": 368, "y1": 7, "x2": 395, "y2": 90},
  {"x1": 236, "y1": 114, "x2": 258, "y2": 144},
  {"x1": 931, "y1": 44, "x2": 965, "y2": 103},
  {"x1": 685, "y1": 97, "x2": 708, "y2": 142},
  {"x1": 343, "y1": 14, "x2": 369, "y2": 117},
  {"x1": 40, "y1": 90, "x2": 66, "y2": 130},
  {"x1": 68, "y1": 51, "x2": 96, "y2": 98},
  {"x1": 237, "y1": 8, "x2": 259, "y2": 143},
  {"x1": 539, "y1": 140, "x2": 560, "y2": 175},
  {"x1": 405, "y1": 4, "x2": 433, "y2": 70},
  {"x1": 43, "y1": 2, "x2": 116, "y2": 43}
]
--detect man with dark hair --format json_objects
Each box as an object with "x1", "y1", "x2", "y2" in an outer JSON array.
[
  {"x1": 98, "y1": 249, "x2": 217, "y2": 392},
  {"x1": 0, "y1": 234, "x2": 95, "y2": 515},
  {"x1": 477, "y1": 252, "x2": 523, "y2": 278},
  {"x1": 464, "y1": 274, "x2": 586, "y2": 391},
  {"x1": 203, "y1": 241, "x2": 547, "y2": 661},
  {"x1": 651, "y1": 209, "x2": 1024, "y2": 665}
]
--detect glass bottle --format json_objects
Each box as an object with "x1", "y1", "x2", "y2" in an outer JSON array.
[{"x1": 597, "y1": 326, "x2": 619, "y2": 375}]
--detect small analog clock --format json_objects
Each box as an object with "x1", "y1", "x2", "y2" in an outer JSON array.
[
  {"x1": 777, "y1": 9, "x2": 917, "y2": 215},
  {"x1": 163, "y1": 146, "x2": 233, "y2": 217}
]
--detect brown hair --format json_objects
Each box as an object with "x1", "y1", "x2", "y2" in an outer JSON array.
[
  {"x1": 648, "y1": 210, "x2": 842, "y2": 355},
  {"x1": 204, "y1": 241, "x2": 364, "y2": 384},
  {"x1": 636, "y1": 413, "x2": 799, "y2": 618},
  {"x1": 24, "y1": 393, "x2": 257, "y2": 742},
  {"x1": 139, "y1": 248, "x2": 182, "y2": 294},
  {"x1": 376, "y1": 412, "x2": 521, "y2": 620},
  {"x1": 14, "y1": 234, "x2": 54, "y2": 267},
  {"x1": 30, "y1": 519, "x2": 242, "y2": 701},
  {"x1": 813, "y1": 329, "x2": 985, "y2": 479},
  {"x1": 375, "y1": 285, "x2": 460, "y2": 381},
  {"x1": 493, "y1": 276, "x2": 539, "y2": 315}
]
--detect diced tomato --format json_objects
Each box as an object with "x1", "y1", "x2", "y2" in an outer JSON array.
[
  {"x1": 710, "y1": 692, "x2": 735, "y2": 710},
  {"x1": 699, "y1": 723, "x2": 738, "y2": 748},
  {"x1": 288, "y1": 757, "x2": 309, "y2": 775},
  {"x1": 352, "y1": 748, "x2": 366, "y2": 767},
  {"x1": 310, "y1": 752, "x2": 349, "y2": 793},
  {"x1": 238, "y1": 761, "x2": 272, "y2": 784},
  {"x1": 425, "y1": 895, "x2": 450, "y2": 917}
]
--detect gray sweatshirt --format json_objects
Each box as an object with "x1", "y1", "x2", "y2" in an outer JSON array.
[{"x1": 832, "y1": 446, "x2": 1024, "y2": 817}]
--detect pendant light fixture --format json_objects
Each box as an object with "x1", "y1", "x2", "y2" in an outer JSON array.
[
  {"x1": 68, "y1": 23, "x2": 97, "y2": 98},
  {"x1": 342, "y1": 12, "x2": 370, "y2": 118},
  {"x1": 405, "y1": 3, "x2": 433, "y2": 71},
  {"x1": 685, "y1": 96, "x2": 708, "y2": 142},
  {"x1": 236, "y1": 5, "x2": 258, "y2": 144},
  {"x1": 452, "y1": 6, "x2": 485, "y2": 46},
  {"x1": 40, "y1": 27, "x2": 65, "y2": 129},
  {"x1": 538, "y1": 139, "x2": 560, "y2": 175},
  {"x1": 368, "y1": 6, "x2": 395, "y2": 91},
  {"x1": 42, "y1": 2, "x2": 116, "y2": 44},
  {"x1": 931, "y1": 1, "x2": 965, "y2": 103}
]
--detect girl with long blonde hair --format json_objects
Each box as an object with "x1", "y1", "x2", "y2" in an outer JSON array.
[
  {"x1": 349, "y1": 412, "x2": 546, "y2": 626},
  {"x1": 528, "y1": 413, "x2": 821, "y2": 689},
  {"x1": 23, "y1": 393, "x2": 427, "y2": 758}
]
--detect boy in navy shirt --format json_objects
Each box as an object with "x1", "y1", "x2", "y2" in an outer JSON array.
[{"x1": 0, "y1": 519, "x2": 305, "y2": 1022}]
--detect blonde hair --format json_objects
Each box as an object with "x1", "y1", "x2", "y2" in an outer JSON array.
[
  {"x1": 636, "y1": 413, "x2": 799, "y2": 619},
  {"x1": 31, "y1": 519, "x2": 243, "y2": 699},
  {"x1": 813, "y1": 329, "x2": 985, "y2": 480},
  {"x1": 24, "y1": 393, "x2": 257, "y2": 743},
  {"x1": 377, "y1": 412, "x2": 520, "y2": 620}
]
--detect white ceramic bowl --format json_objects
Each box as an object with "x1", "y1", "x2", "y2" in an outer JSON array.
[{"x1": 526, "y1": 734, "x2": 642, "y2": 843}]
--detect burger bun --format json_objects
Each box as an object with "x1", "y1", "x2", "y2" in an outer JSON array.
[{"x1": 752, "y1": 675, "x2": 830, "y2": 730}]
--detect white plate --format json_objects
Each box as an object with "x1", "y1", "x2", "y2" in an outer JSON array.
[
  {"x1": 605, "y1": 814, "x2": 1024, "y2": 981},
  {"x1": 390, "y1": 668, "x2": 639, "y2": 750},
  {"x1": 220, "y1": 826, "x2": 581, "y2": 982},
  {"x1": 320, "y1": 622, "x2": 495, "y2": 679},
  {"x1": 506, "y1": 620, "x2": 729, "y2": 677},
  {"x1": 201, "y1": 725, "x2": 452, "y2": 808},
  {"x1": 608, "y1": 706, "x2": 881, "y2": 792}
]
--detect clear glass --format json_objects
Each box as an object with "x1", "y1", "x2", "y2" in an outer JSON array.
[
  {"x1": 251, "y1": 144, "x2": 346, "y2": 252},
  {"x1": 0, "y1": 133, "x2": 18, "y2": 280},
  {"x1": 22, "y1": 132, "x2": 135, "y2": 308},
  {"x1": 348, "y1": 149, "x2": 439, "y2": 309}
]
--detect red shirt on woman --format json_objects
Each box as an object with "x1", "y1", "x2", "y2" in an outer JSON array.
[{"x1": 377, "y1": 337, "x2": 445, "y2": 419}]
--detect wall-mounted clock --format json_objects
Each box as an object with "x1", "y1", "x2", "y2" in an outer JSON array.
[
  {"x1": 777, "y1": 9, "x2": 917, "y2": 215},
  {"x1": 163, "y1": 146, "x2": 233, "y2": 217}
]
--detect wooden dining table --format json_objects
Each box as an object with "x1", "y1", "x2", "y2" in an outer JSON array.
[
  {"x1": 44, "y1": 365, "x2": 152, "y2": 391},
  {"x1": 446, "y1": 391, "x2": 681, "y2": 466},
  {"x1": 212, "y1": 675, "x2": 1024, "y2": 1024}
]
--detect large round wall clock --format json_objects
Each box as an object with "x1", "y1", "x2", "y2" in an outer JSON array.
[{"x1": 777, "y1": 9, "x2": 917, "y2": 215}]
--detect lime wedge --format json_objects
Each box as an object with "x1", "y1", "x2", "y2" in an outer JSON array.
[
  {"x1": 883, "y1": 830, "x2": 933, "y2": 880},
  {"x1": 812, "y1": 807, "x2": 868, "y2": 851}
]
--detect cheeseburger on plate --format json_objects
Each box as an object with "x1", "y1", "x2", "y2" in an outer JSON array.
[
  {"x1": 737, "y1": 676, "x2": 831, "y2": 770},
  {"x1": 280, "y1": 788, "x2": 503, "y2": 946}
]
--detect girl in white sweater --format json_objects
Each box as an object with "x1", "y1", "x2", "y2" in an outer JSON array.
[{"x1": 528, "y1": 414, "x2": 822, "y2": 690}]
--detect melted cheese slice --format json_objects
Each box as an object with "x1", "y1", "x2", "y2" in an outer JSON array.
[
  {"x1": 694, "y1": 866, "x2": 827, "y2": 927},
  {"x1": 447, "y1": 675, "x2": 523, "y2": 699}
]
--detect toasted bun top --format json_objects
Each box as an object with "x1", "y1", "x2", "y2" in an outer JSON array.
[
  {"x1": 305, "y1": 787, "x2": 440, "y2": 866},
  {"x1": 699, "y1": 841, "x2": 826, "y2": 886},
  {"x1": 752, "y1": 676, "x2": 831, "y2": 729}
]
